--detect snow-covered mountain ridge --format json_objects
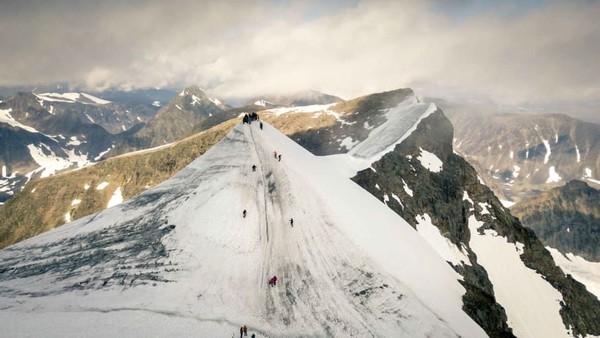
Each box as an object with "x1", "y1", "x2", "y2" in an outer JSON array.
[
  {"x1": 2, "y1": 88, "x2": 600, "y2": 337},
  {"x1": 0, "y1": 121, "x2": 486, "y2": 337}
]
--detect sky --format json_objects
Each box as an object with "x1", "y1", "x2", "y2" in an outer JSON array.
[{"x1": 0, "y1": 0, "x2": 599, "y2": 107}]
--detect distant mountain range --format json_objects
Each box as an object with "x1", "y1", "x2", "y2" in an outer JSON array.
[{"x1": 442, "y1": 102, "x2": 600, "y2": 204}]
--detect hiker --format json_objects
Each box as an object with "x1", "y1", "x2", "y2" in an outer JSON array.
[
  {"x1": 243, "y1": 325, "x2": 248, "y2": 336},
  {"x1": 243, "y1": 210, "x2": 247, "y2": 218},
  {"x1": 273, "y1": 150, "x2": 277, "y2": 159},
  {"x1": 251, "y1": 334, "x2": 256, "y2": 338},
  {"x1": 252, "y1": 165, "x2": 256, "y2": 172},
  {"x1": 269, "y1": 275, "x2": 277, "y2": 287},
  {"x1": 240, "y1": 327, "x2": 244, "y2": 338},
  {"x1": 278, "y1": 154, "x2": 282, "y2": 162},
  {"x1": 290, "y1": 218, "x2": 293, "y2": 227},
  {"x1": 259, "y1": 121, "x2": 263, "y2": 130},
  {"x1": 242, "y1": 114, "x2": 248, "y2": 124}
]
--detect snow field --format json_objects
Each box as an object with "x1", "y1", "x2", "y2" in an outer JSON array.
[{"x1": 467, "y1": 215, "x2": 570, "y2": 338}]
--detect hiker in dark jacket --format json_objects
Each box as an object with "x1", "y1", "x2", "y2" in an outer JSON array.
[
  {"x1": 243, "y1": 210, "x2": 247, "y2": 218},
  {"x1": 243, "y1": 325, "x2": 248, "y2": 336},
  {"x1": 290, "y1": 218, "x2": 293, "y2": 227}
]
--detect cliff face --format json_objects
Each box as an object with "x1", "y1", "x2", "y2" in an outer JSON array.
[{"x1": 512, "y1": 179, "x2": 600, "y2": 262}]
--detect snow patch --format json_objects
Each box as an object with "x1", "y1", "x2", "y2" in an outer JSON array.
[
  {"x1": 512, "y1": 165, "x2": 521, "y2": 178},
  {"x1": 84, "y1": 184, "x2": 90, "y2": 190},
  {"x1": 546, "y1": 247, "x2": 600, "y2": 298},
  {"x1": 575, "y1": 145, "x2": 581, "y2": 163},
  {"x1": 107, "y1": 187, "x2": 123, "y2": 208},
  {"x1": 0, "y1": 108, "x2": 40, "y2": 133},
  {"x1": 402, "y1": 179, "x2": 413, "y2": 197},
  {"x1": 468, "y1": 216, "x2": 569, "y2": 338},
  {"x1": 542, "y1": 139, "x2": 551, "y2": 164},
  {"x1": 546, "y1": 166, "x2": 562, "y2": 183},
  {"x1": 500, "y1": 200, "x2": 516, "y2": 208},
  {"x1": 416, "y1": 214, "x2": 470, "y2": 267},
  {"x1": 391, "y1": 193, "x2": 403, "y2": 208},
  {"x1": 152, "y1": 101, "x2": 161, "y2": 107},
  {"x1": 64, "y1": 211, "x2": 71, "y2": 223},
  {"x1": 71, "y1": 199, "x2": 81, "y2": 206},
  {"x1": 96, "y1": 181, "x2": 109, "y2": 190},
  {"x1": 417, "y1": 147, "x2": 443, "y2": 173},
  {"x1": 478, "y1": 202, "x2": 491, "y2": 215}
]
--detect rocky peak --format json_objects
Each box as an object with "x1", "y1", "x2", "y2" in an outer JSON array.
[{"x1": 512, "y1": 179, "x2": 600, "y2": 262}]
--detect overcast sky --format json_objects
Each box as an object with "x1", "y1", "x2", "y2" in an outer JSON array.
[{"x1": 0, "y1": 0, "x2": 598, "y2": 106}]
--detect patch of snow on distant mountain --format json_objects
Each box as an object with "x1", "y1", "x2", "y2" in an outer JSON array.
[
  {"x1": 546, "y1": 166, "x2": 562, "y2": 183},
  {"x1": 96, "y1": 181, "x2": 109, "y2": 190},
  {"x1": 513, "y1": 165, "x2": 521, "y2": 178},
  {"x1": 107, "y1": 187, "x2": 123, "y2": 208},
  {"x1": 0, "y1": 108, "x2": 40, "y2": 133},
  {"x1": 67, "y1": 136, "x2": 82, "y2": 146},
  {"x1": 417, "y1": 147, "x2": 443, "y2": 173},
  {"x1": 190, "y1": 95, "x2": 202, "y2": 106},
  {"x1": 254, "y1": 99, "x2": 270, "y2": 107},
  {"x1": 27, "y1": 144, "x2": 73, "y2": 177},
  {"x1": 152, "y1": 101, "x2": 161, "y2": 107},
  {"x1": 71, "y1": 199, "x2": 81, "y2": 206},
  {"x1": 209, "y1": 97, "x2": 223, "y2": 107},
  {"x1": 80, "y1": 93, "x2": 111, "y2": 105},
  {"x1": 94, "y1": 147, "x2": 113, "y2": 161},
  {"x1": 64, "y1": 211, "x2": 71, "y2": 223},
  {"x1": 547, "y1": 247, "x2": 600, "y2": 298},
  {"x1": 468, "y1": 215, "x2": 569, "y2": 338},
  {"x1": 416, "y1": 213, "x2": 470, "y2": 267},
  {"x1": 542, "y1": 139, "x2": 551, "y2": 164},
  {"x1": 268, "y1": 103, "x2": 336, "y2": 116},
  {"x1": 575, "y1": 145, "x2": 581, "y2": 163}
]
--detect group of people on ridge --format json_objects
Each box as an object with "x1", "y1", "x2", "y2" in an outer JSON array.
[{"x1": 242, "y1": 112, "x2": 262, "y2": 129}]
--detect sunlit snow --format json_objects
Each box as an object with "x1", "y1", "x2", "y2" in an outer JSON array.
[
  {"x1": 96, "y1": 181, "x2": 109, "y2": 190},
  {"x1": 546, "y1": 166, "x2": 562, "y2": 183},
  {"x1": 107, "y1": 187, "x2": 123, "y2": 208},
  {"x1": 542, "y1": 139, "x2": 551, "y2": 164},
  {"x1": 417, "y1": 147, "x2": 443, "y2": 173},
  {"x1": 468, "y1": 215, "x2": 569, "y2": 338},
  {"x1": 546, "y1": 247, "x2": 600, "y2": 298}
]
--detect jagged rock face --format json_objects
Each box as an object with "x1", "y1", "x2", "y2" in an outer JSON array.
[
  {"x1": 446, "y1": 109, "x2": 600, "y2": 203},
  {"x1": 351, "y1": 111, "x2": 600, "y2": 337},
  {"x1": 113, "y1": 86, "x2": 226, "y2": 153},
  {"x1": 512, "y1": 180, "x2": 600, "y2": 261}
]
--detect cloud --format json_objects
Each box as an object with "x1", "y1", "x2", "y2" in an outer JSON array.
[{"x1": 0, "y1": 0, "x2": 598, "y2": 105}]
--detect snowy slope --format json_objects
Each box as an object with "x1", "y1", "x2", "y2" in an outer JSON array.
[{"x1": 0, "y1": 122, "x2": 485, "y2": 337}]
